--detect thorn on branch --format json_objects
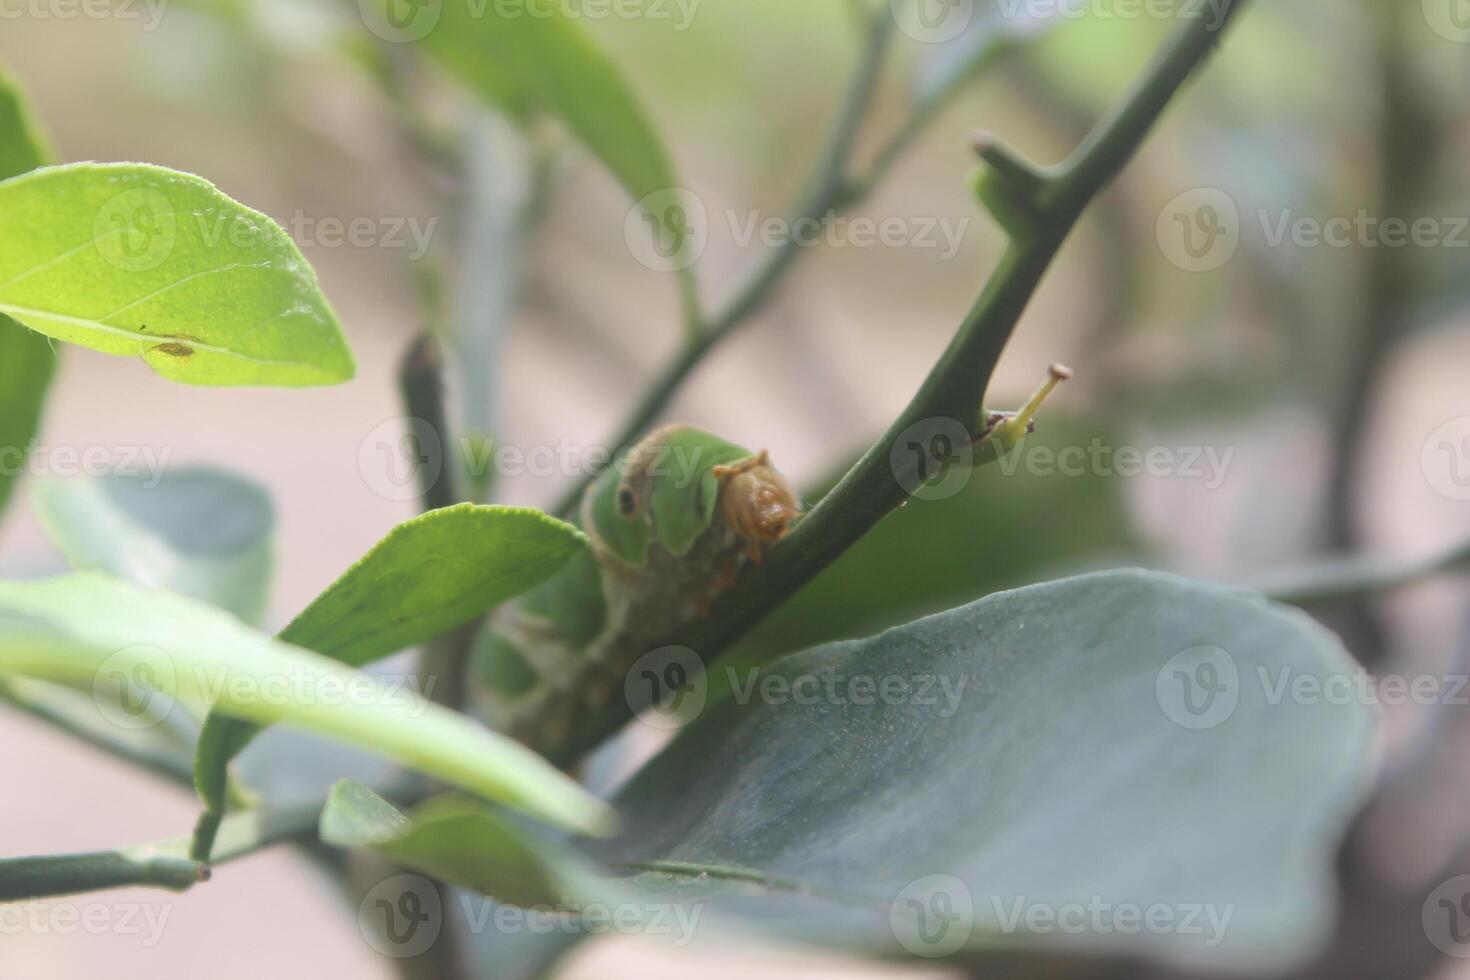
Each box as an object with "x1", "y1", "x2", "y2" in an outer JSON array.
[{"x1": 969, "y1": 131, "x2": 1052, "y2": 237}]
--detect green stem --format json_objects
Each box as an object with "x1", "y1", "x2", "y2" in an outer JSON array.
[
  {"x1": 0, "y1": 852, "x2": 206, "y2": 903},
  {"x1": 552, "y1": 1, "x2": 1251, "y2": 764},
  {"x1": 1258, "y1": 538, "x2": 1470, "y2": 608},
  {"x1": 1, "y1": 796, "x2": 338, "y2": 902}
]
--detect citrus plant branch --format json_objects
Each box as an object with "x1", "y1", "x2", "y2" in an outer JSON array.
[
  {"x1": 1256, "y1": 537, "x2": 1470, "y2": 608},
  {"x1": 551, "y1": 0, "x2": 1252, "y2": 765},
  {"x1": 0, "y1": 795, "x2": 344, "y2": 902}
]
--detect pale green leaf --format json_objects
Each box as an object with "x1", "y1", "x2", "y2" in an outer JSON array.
[
  {"x1": 193, "y1": 505, "x2": 589, "y2": 850},
  {"x1": 0, "y1": 163, "x2": 355, "y2": 387},
  {"x1": 0, "y1": 573, "x2": 611, "y2": 835},
  {"x1": 321, "y1": 780, "x2": 612, "y2": 908},
  {"x1": 34, "y1": 468, "x2": 274, "y2": 625},
  {"x1": 583, "y1": 572, "x2": 1377, "y2": 972}
]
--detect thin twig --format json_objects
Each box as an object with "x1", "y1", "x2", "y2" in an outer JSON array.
[{"x1": 1256, "y1": 537, "x2": 1470, "y2": 608}]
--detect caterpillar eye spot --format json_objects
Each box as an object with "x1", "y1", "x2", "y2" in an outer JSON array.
[
  {"x1": 151, "y1": 342, "x2": 195, "y2": 358},
  {"x1": 616, "y1": 488, "x2": 637, "y2": 517}
]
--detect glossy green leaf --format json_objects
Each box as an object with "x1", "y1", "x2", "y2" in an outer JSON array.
[
  {"x1": 0, "y1": 162, "x2": 354, "y2": 387},
  {"x1": 33, "y1": 467, "x2": 274, "y2": 625},
  {"x1": 0, "y1": 573, "x2": 611, "y2": 835},
  {"x1": 585, "y1": 572, "x2": 1376, "y2": 972},
  {"x1": 411, "y1": 0, "x2": 678, "y2": 206},
  {"x1": 320, "y1": 780, "x2": 611, "y2": 908},
  {"x1": 0, "y1": 65, "x2": 57, "y2": 520},
  {"x1": 193, "y1": 505, "x2": 589, "y2": 849}
]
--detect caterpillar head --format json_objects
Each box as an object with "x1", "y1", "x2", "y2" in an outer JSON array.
[{"x1": 714, "y1": 451, "x2": 801, "y2": 547}]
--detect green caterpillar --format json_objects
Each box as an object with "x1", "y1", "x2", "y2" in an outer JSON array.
[
  {"x1": 477, "y1": 426, "x2": 802, "y2": 749},
  {"x1": 478, "y1": 365, "x2": 1070, "y2": 752}
]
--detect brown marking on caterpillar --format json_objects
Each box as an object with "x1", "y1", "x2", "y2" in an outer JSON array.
[{"x1": 150, "y1": 342, "x2": 195, "y2": 358}]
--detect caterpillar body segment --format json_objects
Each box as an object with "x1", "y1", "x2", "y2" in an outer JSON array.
[{"x1": 476, "y1": 426, "x2": 801, "y2": 750}]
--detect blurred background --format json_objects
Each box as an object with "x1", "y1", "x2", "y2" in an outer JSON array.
[{"x1": 2, "y1": 0, "x2": 1469, "y2": 976}]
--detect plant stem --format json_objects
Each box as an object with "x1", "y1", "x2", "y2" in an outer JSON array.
[
  {"x1": 0, "y1": 796, "x2": 340, "y2": 902},
  {"x1": 552, "y1": 0, "x2": 1251, "y2": 764},
  {"x1": 1256, "y1": 538, "x2": 1470, "y2": 608},
  {"x1": 0, "y1": 852, "x2": 206, "y2": 903},
  {"x1": 1321, "y1": 0, "x2": 1428, "y2": 665}
]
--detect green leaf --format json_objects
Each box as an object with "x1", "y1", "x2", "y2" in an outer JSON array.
[
  {"x1": 0, "y1": 323, "x2": 54, "y2": 520},
  {"x1": 585, "y1": 572, "x2": 1376, "y2": 972},
  {"x1": 0, "y1": 572, "x2": 611, "y2": 835},
  {"x1": 320, "y1": 780, "x2": 611, "y2": 908},
  {"x1": 268, "y1": 503, "x2": 586, "y2": 674},
  {"x1": 399, "y1": 0, "x2": 700, "y2": 323},
  {"x1": 412, "y1": 0, "x2": 678, "y2": 206},
  {"x1": 33, "y1": 467, "x2": 274, "y2": 625},
  {"x1": 193, "y1": 505, "x2": 588, "y2": 849},
  {"x1": 0, "y1": 162, "x2": 354, "y2": 387},
  {"x1": 0, "y1": 62, "x2": 52, "y2": 181},
  {"x1": 0, "y1": 65, "x2": 57, "y2": 520}
]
